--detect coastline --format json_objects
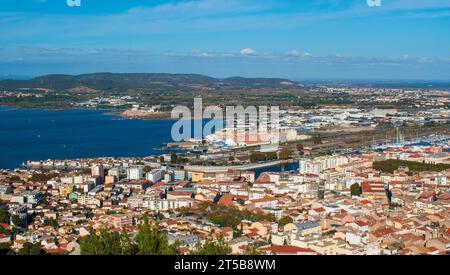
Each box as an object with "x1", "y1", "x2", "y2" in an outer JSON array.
[
  {"x1": 0, "y1": 106, "x2": 180, "y2": 169},
  {"x1": 184, "y1": 159, "x2": 295, "y2": 173},
  {"x1": 0, "y1": 104, "x2": 122, "y2": 113},
  {"x1": 0, "y1": 104, "x2": 177, "y2": 121},
  {"x1": 107, "y1": 109, "x2": 175, "y2": 121}
]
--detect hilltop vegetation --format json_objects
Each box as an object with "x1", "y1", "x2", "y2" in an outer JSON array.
[
  {"x1": 0, "y1": 73, "x2": 300, "y2": 91},
  {"x1": 2, "y1": 73, "x2": 341, "y2": 110},
  {"x1": 79, "y1": 214, "x2": 236, "y2": 255},
  {"x1": 373, "y1": 159, "x2": 450, "y2": 174},
  {"x1": 198, "y1": 202, "x2": 276, "y2": 228}
]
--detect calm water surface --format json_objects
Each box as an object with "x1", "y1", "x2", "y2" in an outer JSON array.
[
  {"x1": 0, "y1": 106, "x2": 299, "y2": 175},
  {"x1": 0, "y1": 106, "x2": 176, "y2": 169}
]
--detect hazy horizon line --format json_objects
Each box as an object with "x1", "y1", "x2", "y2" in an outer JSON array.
[{"x1": 1, "y1": 72, "x2": 450, "y2": 83}]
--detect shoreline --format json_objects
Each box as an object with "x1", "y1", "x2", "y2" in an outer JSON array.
[
  {"x1": 0, "y1": 105, "x2": 222, "y2": 169},
  {"x1": 0, "y1": 105, "x2": 178, "y2": 121},
  {"x1": 184, "y1": 159, "x2": 295, "y2": 173},
  {"x1": 0, "y1": 106, "x2": 180, "y2": 169},
  {"x1": 0, "y1": 104, "x2": 122, "y2": 113},
  {"x1": 107, "y1": 110, "x2": 176, "y2": 121}
]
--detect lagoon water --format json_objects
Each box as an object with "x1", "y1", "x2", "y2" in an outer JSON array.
[
  {"x1": 0, "y1": 106, "x2": 176, "y2": 169},
  {"x1": 0, "y1": 106, "x2": 299, "y2": 174}
]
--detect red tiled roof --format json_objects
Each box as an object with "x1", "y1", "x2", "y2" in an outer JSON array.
[
  {"x1": 354, "y1": 220, "x2": 368, "y2": 227},
  {"x1": 168, "y1": 191, "x2": 192, "y2": 196},
  {"x1": 373, "y1": 227, "x2": 395, "y2": 238},
  {"x1": 418, "y1": 190, "x2": 436, "y2": 200},
  {"x1": 399, "y1": 233, "x2": 423, "y2": 241},
  {"x1": 247, "y1": 228, "x2": 259, "y2": 234},
  {"x1": 152, "y1": 182, "x2": 167, "y2": 188},
  {"x1": 361, "y1": 181, "x2": 385, "y2": 193},
  {"x1": 259, "y1": 245, "x2": 316, "y2": 254},
  {"x1": 255, "y1": 173, "x2": 270, "y2": 183},
  {"x1": 250, "y1": 197, "x2": 277, "y2": 204},
  {"x1": 438, "y1": 193, "x2": 450, "y2": 200},
  {"x1": 218, "y1": 194, "x2": 235, "y2": 206},
  {"x1": 177, "y1": 181, "x2": 191, "y2": 187},
  {"x1": 44, "y1": 248, "x2": 67, "y2": 254},
  {"x1": 166, "y1": 219, "x2": 178, "y2": 225}
]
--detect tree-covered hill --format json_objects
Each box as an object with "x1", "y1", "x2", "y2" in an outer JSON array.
[{"x1": 0, "y1": 73, "x2": 300, "y2": 91}]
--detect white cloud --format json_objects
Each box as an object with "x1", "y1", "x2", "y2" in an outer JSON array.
[
  {"x1": 2, "y1": 0, "x2": 450, "y2": 43},
  {"x1": 240, "y1": 48, "x2": 257, "y2": 56},
  {"x1": 157, "y1": 49, "x2": 450, "y2": 68},
  {"x1": 191, "y1": 49, "x2": 215, "y2": 57},
  {"x1": 286, "y1": 49, "x2": 300, "y2": 57}
]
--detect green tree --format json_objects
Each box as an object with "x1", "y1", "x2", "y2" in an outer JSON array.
[
  {"x1": 0, "y1": 226, "x2": 8, "y2": 235},
  {"x1": 266, "y1": 152, "x2": 278, "y2": 160},
  {"x1": 11, "y1": 215, "x2": 23, "y2": 227},
  {"x1": 85, "y1": 209, "x2": 94, "y2": 219},
  {"x1": 17, "y1": 242, "x2": 44, "y2": 255},
  {"x1": 201, "y1": 203, "x2": 276, "y2": 227},
  {"x1": 243, "y1": 245, "x2": 264, "y2": 255},
  {"x1": 278, "y1": 150, "x2": 293, "y2": 160},
  {"x1": 312, "y1": 135, "x2": 322, "y2": 145},
  {"x1": 190, "y1": 237, "x2": 232, "y2": 255},
  {"x1": 373, "y1": 159, "x2": 450, "y2": 174},
  {"x1": 143, "y1": 166, "x2": 152, "y2": 173},
  {"x1": 154, "y1": 212, "x2": 164, "y2": 221},
  {"x1": 278, "y1": 216, "x2": 294, "y2": 227},
  {"x1": 0, "y1": 203, "x2": 10, "y2": 224},
  {"x1": 350, "y1": 183, "x2": 362, "y2": 197},
  {"x1": 79, "y1": 229, "x2": 101, "y2": 255},
  {"x1": 159, "y1": 156, "x2": 165, "y2": 163},
  {"x1": 7, "y1": 175, "x2": 21, "y2": 182},
  {"x1": 250, "y1": 152, "x2": 266, "y2": 163},
  {"x1": 135, "y1": 215, "x2": 179, "y2": 255},
  {"x1": 170, "y1": 153, "x2": 178, "y2": 164},
  {"x1": 44, "y1": 217, "x2": 58, "y2": 228},
  {"x1": 233, "y1": 224, "x2": 244, "y2": 238},
  {"x1": 29, "y1": 172, "x2": 58, "y2": 182},
  {"x1": 170, "y1": 153, "x2": 178, "y2": 163},
  {"x1": 0, "y1": 242, "x2": 11, "y2": 255},
  {"x1": 80, "y1": 228, "x2": 122, "y2": 255},
  {"x1": 120, "y1": 229, "x2": 138, "y2": 255}
]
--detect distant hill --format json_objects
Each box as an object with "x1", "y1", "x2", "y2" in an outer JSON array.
[
  {"x1": 0, "y1": 73, "x2": 300, "y2": 91},
  {"x1": 222, "y1": 77, "x2": 297, "y2": 88}
]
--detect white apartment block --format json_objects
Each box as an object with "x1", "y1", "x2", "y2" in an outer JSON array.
[
  {"x1": 146, "y1": 169, "x2": 164, "y2": 182},
  {"x1": 146, "y1": 199, "x2": 194, "y2": 211},
  {"x1": 127, "y1": 166, "x2": 144, "y2": 180}
]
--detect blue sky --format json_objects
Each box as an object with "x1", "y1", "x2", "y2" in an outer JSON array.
[{"x1": 0, "y1": 0, "x2": 450, "y2": 80}]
